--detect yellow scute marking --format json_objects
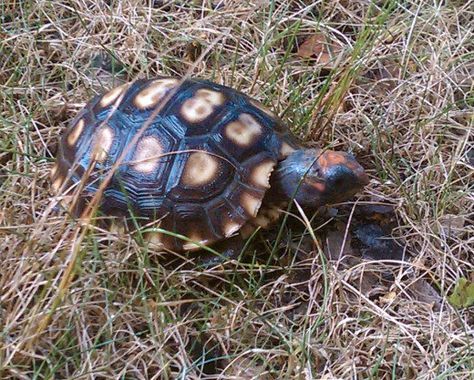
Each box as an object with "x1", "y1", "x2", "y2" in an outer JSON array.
[
  {"x1": 100, "y1": 83, "x2": 128, "y2": 108},
  {"x1": 93, "y1": 125, "x2": 114, "y2": 162},
  {"x1": 240, "y1": 192, "x2": 262, "y2": 217},
  {"x1": 223, "y1": 220, "x2": 241, "y2": 237},
  {"x1": 134, "y1": 79, "x2": 178, "y2": 109},
  {"x1": 280, "y1": 142, "x2": 296, "y2": 158},
  {"x1": 67, "y1": 118, "x2": 84, "y2": 146},
  {"x1": 181, "y1": 152, "x2": 219, "y2": 186},
  {"x1": 183, "y1": 232, "x2": 209, "y2": 251},
  {"x1": 180, "y1": 89, "x2": 224, "y2": 123},
  {"x1": 250, "y1": 160, "x2": 274, "y2": 189},
  {"x1": 224, "y1": 113, "x2": 262, "y2": 147},
  {"x1": 254, "y1": 206, "x2": 281, "y2": 229},
  {"x1": 132, "y1": 136, "x2": 162, "y2": 173}
]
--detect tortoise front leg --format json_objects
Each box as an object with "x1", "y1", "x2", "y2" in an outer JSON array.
[{"x1": 194, "y1": 235, "x2": 247, "y2": 268}]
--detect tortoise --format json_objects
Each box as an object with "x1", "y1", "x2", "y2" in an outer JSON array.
[{"x1": 52, "y1": 76, "x2": 368, "y2": 259}]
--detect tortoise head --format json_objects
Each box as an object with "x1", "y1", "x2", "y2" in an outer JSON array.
[{"x1": 272, "y1": 148, "x2": 369, "y2": 208}]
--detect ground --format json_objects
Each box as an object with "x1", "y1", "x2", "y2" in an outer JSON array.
[{"x1": 0, "y1": 0, "x2": 473, "y2": 379}]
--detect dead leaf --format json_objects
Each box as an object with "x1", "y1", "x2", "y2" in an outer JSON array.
[
  {"x1": 324, "y1": 230, "x2": 355, "y2": 262},
  {"x1": 324, "y1": 228, "x2": 392, "y2": 298},
  {"x1": 222, "y1": 356, "x2": 272, "y2": 380},
  {"x1": 356, "y1": 270, "x2": 389, "y2": 299},
  {"x1": 380, "y1": 291, "x2": 397, "y2": 304},
  {"x1": 362, "y1": 60, "x2": 400, "y2": 82},
  {"x1": 357, "y1": 59, "x2": 401, "y2": 97},
  {"x1": 406, "y1": 278, "x2": 442, "y2": 311},
  {"x1": 297, "y1": 33, "x2": 343, "y2": 68},
  {"x1": 184, "y1": 40, "x2": 202, "y2": 62}
]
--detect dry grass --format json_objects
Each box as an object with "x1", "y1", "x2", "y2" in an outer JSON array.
[{"x1": 1, "y1": 0, "x2": 473, "y2": 379}]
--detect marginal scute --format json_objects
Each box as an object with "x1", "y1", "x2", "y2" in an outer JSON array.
[
  {"x1": 224, "y1": 113, "x2": 262, "y2": 147},
  {"x1": 180, "y1": 89, "x2": 224, "y2": 123},
  {"x1": 240, "y1": 192, "x2": 262, "y2": 218},
  {"x1": 223, "y1": 220, "x2": 241, "y2": 237},
  {"x1": 279, "y1": 142, "x2": 296, "y2": 158},
  {"x1": 133, "y1": 78, "x2": 178, "y2": 109},
  {"x1": 67, "y1": 118, "x2": 85, "y2": 146},
  {"x1": 93, "y1": 125, "x2": 114, "y2": 162},
  {"x1": 181, "y1": 151, "x2": 219, "y2": 186},
  {"x1": 182, "y1": 232, "x2": 209, "y2": 251},
  {"x1": 249, "y1": 160, "x2": 274, "y2": 189},
  {"x1": 100, "y1": 83, "x2": 128, "y2": 108},
  {"x1": 132, "y1": 136, "x2": 162, "y2": 173}
]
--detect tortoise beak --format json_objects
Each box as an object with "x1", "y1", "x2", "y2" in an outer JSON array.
[{"x1": 352, "y1": 162, "x2": 369, "y2": 187}]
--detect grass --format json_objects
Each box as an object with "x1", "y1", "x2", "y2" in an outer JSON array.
[{"x1": 1, "y1": 0, "x2": 473, "y2": 379}]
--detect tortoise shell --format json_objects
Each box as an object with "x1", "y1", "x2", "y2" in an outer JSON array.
[{"x1": 52, "y1": 77, "x2": 300, "y2": 251}]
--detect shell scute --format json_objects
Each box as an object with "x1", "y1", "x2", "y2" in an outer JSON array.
[
  {"x1": 172, "y1": 204, "x2": 219, "y2": 251},
  {"x1": 168, "y1": 143, "x2": 236, "y2": 203},
  {"x1": 206, "y1": 200, "x2": 247, "y2": 238}
]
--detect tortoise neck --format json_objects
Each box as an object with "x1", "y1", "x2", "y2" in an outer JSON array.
[{"x1": 268, "y1": 149, "x2": 311, "y2": 203}]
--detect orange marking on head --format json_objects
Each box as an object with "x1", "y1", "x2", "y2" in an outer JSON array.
[
  {"x1": 325, "y1": 151, "x2": 348, "y2": 165},
  {"x1": 311, "y1": 181, "x2": 326, "y2": 192},
  {"x1": 317, "y1": 151, "x2": 355, "y2": 173}
]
